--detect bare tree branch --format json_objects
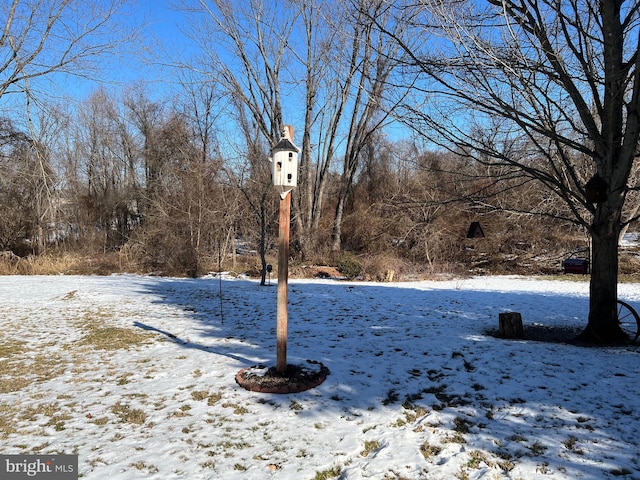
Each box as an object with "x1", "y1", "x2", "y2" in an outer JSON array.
[{"x1": 0, "y1": 0, "x2": 141, "y2": 100}]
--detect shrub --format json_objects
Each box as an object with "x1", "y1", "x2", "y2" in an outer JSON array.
[{"x1": 335, "y1": 253, "x2": 362, "y2": 279}]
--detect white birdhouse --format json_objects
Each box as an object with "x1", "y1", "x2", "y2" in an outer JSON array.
[{"x1": 270, "y1": 130, "x2": 300, "y2": 198}]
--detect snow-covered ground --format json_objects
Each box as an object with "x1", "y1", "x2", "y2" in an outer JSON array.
[{"x1": 1, "y1": 274, "x2": 639, "y2": 479}]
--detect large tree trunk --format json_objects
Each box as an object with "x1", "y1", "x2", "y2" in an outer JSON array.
[{"x1": 581, "y1": 203, "x2": 626, "y2": 343}]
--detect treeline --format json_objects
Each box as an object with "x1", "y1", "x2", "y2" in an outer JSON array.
[
  {"x1": 0, "y1": 87, "x2": 588, "y2": 278},
  {"x1": 2, "y1": 0, "x2": 628, "y2": 280}
]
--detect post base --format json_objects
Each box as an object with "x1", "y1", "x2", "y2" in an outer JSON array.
[{"x1": 235, "y1": 360, "x2": 329, "y2": 394}]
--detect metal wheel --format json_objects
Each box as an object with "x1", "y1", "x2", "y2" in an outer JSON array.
[{"x1": 617, "y1": 300, "x2": 640, "y2": 343}]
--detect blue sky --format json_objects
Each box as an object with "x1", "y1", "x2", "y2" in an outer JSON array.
[
  {"x1": 0, "y1": 0, "x2": 189, "y2": 118},
  {"x1": 42, "y1": 0, "x2": 193, "y2": 103},
  {"x1": 0, "y1": 0, "x2": 411, "y2": 145}
]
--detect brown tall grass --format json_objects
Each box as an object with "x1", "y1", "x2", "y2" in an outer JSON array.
[{"x1": 0, "y1": 252, "x2": 124, "y2": 276}]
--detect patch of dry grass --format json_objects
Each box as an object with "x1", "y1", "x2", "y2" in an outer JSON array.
[
  {"x1": 72, "y1": 313, "x2": 156, "y2": 351},
  {"x1": 420, "y1": 441, "x2": 442, "y2": 459},
  {"x1": 0, "y1": 252, "x2": 132, "y2": 276},
  {"x1": 0, "y1": 338, "x2": 27, "y2": 358},
  {"x1": 190, "y1": 389, "x2": 224, "y2": 406},
  {"x1": 0, "y1": 254, "x2": 81, "y2": 275},
  {"x1": 360, "y1": 440, "x2": 380, "y2": 457},
  {"x1": 0, "y1": 404, "x2": 19, "y2": 439},
  {"x1": 0, "y1": 286, "x2": 164, "y2": 455},
  {"x1": 0, "y1": 401, "x2": 76, "y2": 439},
  {"x1": 111, "y1": 402, "x2": 148, "y2": 425},
  {"x1": 77, "y1": 326, "x2": 155, "y2": 350},
  {"x1": 0, "y1": 349, "x2": 67, "y2": 394},
  {"x1": 0, "y1": 339, "x2": 30, "y2": 393}
]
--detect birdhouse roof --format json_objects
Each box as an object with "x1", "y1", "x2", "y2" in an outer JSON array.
[{"x1": 271, "y1": 137, "x2": 300, "y2": 153}]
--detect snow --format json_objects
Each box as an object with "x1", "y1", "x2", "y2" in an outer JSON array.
[{"x1": 1, "y1": 274, "x2": 639, "y2": 479}]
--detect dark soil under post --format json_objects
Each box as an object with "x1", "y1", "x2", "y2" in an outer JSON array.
[{"x1": 235, "y1": 360, "x2": 330, "y2": 394}]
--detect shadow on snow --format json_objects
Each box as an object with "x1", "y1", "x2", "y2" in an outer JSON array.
[{"x1": 132, "y1": 276, "x2": 640, "y2": 478}]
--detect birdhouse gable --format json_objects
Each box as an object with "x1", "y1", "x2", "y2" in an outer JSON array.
[{"x1": 272, "y1": 138, "x2": 299, "y2": 153}]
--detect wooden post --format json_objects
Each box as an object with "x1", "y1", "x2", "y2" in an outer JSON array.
[
  {"x1": 499, "y1": 312, "x2": 523, "y2": 339},
  {"x1": 276, "y1": 191, "x2": 290, "y2": 374},
  {"x1": 276, "y1": 126, "x2": 294, "y2": 375}
]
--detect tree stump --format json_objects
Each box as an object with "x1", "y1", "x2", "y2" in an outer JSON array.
[{"x1": 499, "y1": 312, "x2": 523, "y2": 339}]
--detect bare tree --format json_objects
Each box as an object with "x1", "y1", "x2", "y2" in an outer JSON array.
[
  {"x1": 328, "y1": 0, "x2": 403, "y2": 252},
  {"x1": 0, "y1": 0, "x2": 139, "y2": 100},
  {"x1": 0, "y1": 0, "x2": 141, "y2": 255},
  {"x1": 374, "y1": 0, "x2": 640, "y2": 343},
  {"x1": 177, "y1": 70, "x2": 231, "y2": 267},
  {"x1": 179, "y1": 0, "x2": 294, "y2": 279},
  {"x1": 0, "y1": 118, "x2": 39, "y2": 252},
  {"x1": 177, "y1": 72, "x2": 245, "y2": 275},
  {"x1": 68, "y1": 88, "x2": 141, "y2": 250},
  {"x1": 63, "y1": 83, "x2": 234, "y2": 275},
  {"x1": 290, "y1": 0, "x2": 335, "y2": 257},
  {"x1": 186, "y1": 0, "x2": 289, "y2": 140},
  {"x1": 180, "y1": 0, "x2": 409, "y2": 259},
  {"x1": 224, "y1": 93, "x2": 277, "y2": 286},
  {"x1": 136, "y1": 114, "x2": 207, "y2": 276},
  {"x1": 125, "y1": 87, "x2": 166, "y2": 210}
]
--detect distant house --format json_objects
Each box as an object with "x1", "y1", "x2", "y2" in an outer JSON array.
[{"x1": 620, "y1": 232, "x2": 639, "y2": 249}]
